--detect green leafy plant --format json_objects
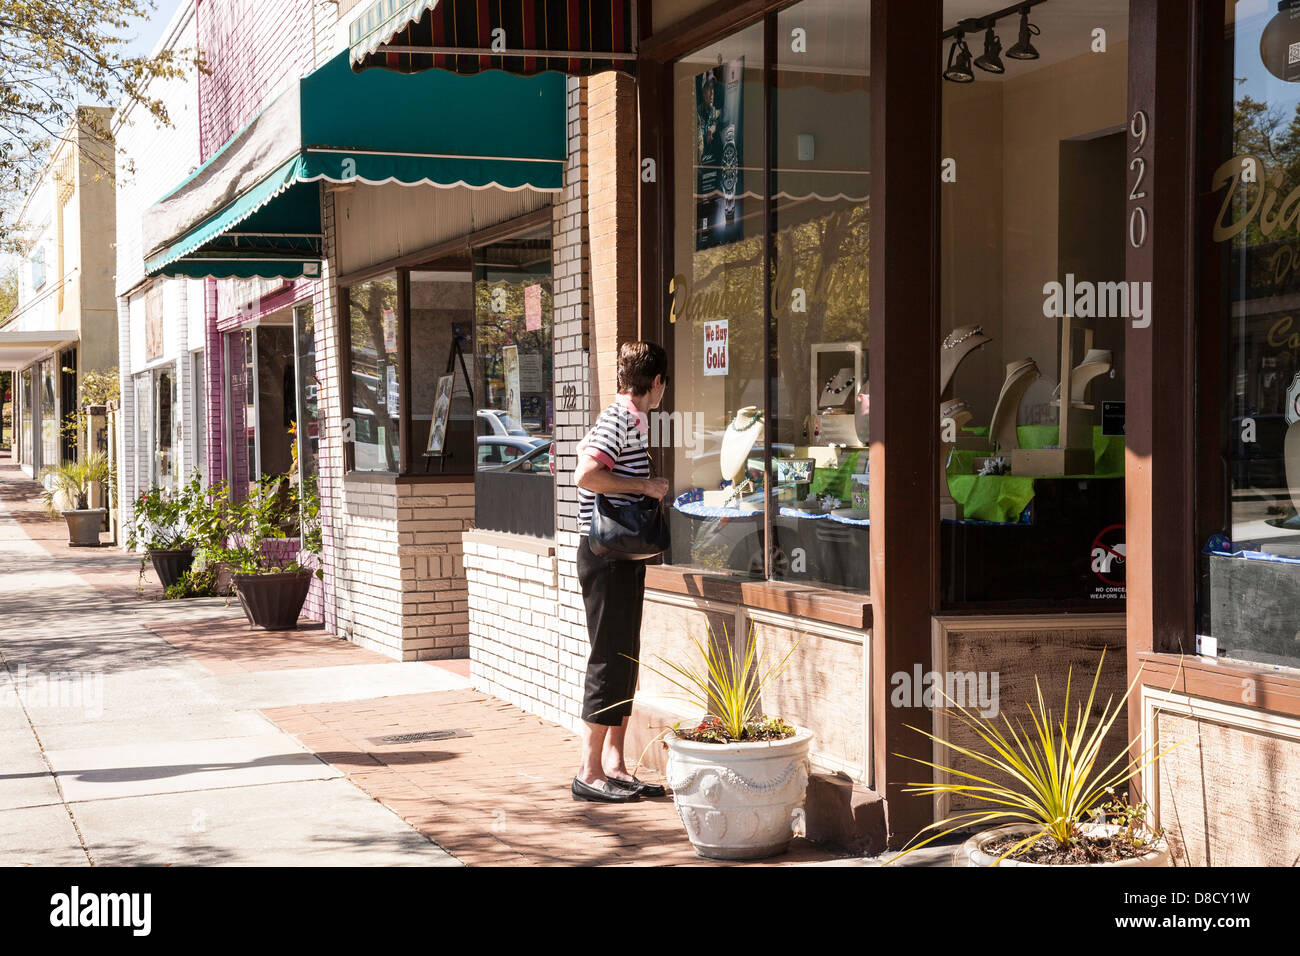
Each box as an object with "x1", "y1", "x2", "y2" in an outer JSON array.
[
  {"x1": 38, "y1": 452, "x2": 109, "y2": 514},
  {"x1": 887, "y1": 650, "x2": 1176, "y2": 865},
  {"x1": 163, "y1": 564, "x2": 223, "y2": 600},
  {"x1": 215, "y1": 473, "x2": 323, "y2": 578},
  {"x1": 598, "y1": 622, "x2": 801, "y2": 743}
]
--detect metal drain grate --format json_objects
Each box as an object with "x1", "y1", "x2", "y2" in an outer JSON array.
[{"x1": 372, "y1": 729, "x2": 471, "y2": 745}]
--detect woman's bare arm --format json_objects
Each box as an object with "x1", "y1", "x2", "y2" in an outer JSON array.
[{"x1": 575, "y1": 455, "x2": 669, "y2": 498}]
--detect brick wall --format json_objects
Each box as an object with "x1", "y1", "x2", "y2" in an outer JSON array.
[
  {"x1": 313, "y1": 178, "x2": 476, "y2": 660},
  {"x1": 587, "y1": 72, "x2": 639, "y2": 412},
  {"x1": 196, "y1": 0, "x2": 316, "y2": 161},
  {"x1": 467, "y1": 75, "x2": 641, "y2": 730}
]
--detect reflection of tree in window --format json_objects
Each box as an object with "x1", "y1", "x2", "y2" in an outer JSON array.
[
  {"x1": 474, "y1": 277, "x2": 552, "y2": 427},
  {"x1": 349, "y1": 277, "x2": 399, "y2": 471}
]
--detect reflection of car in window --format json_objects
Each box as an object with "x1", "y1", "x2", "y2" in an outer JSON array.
[
  {"x1": 476, "y1": 436, "x2": 542, "y2": 470},
  {"x1": 477, "y1": 408, "x2": 531, "y2": 437},
  {"x1": 500, "y1": 440, "x2": 555, "y2": 476}
]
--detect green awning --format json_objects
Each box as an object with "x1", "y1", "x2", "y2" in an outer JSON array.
[{"x1": 143, "y1": 51, "x2": 564, "y2": 279}]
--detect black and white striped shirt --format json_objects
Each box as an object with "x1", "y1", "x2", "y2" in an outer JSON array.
[{"x1": 577, "y1": 394, "x2": 651, "y2": 537}]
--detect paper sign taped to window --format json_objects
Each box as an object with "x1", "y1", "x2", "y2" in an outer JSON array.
[
  {"x1": 525, "y1": 284, "x2": 543, "y2": 331},
  {"x1": 704, "y1": 320, "x2": 729, "y2": 376}
]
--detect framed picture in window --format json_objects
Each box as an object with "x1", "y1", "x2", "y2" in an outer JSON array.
[{"x1": 427, "y1": 373, "x2": 454, "y2": 455}]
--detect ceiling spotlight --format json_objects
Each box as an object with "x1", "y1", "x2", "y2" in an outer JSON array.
[
  {"x1": 1006, "y1": 5, "x2": 1041, "y2": 60},
  {"x1": 943, "y1": 31, "x2": 974, "y2": 83},
  {"x1": 975, "y1": 24, "x2": 1005, "y2": 73}
]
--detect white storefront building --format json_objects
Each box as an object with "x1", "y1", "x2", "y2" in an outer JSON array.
[{"x1": 113, "y1": 0, "x2": 206, "y2": 517}]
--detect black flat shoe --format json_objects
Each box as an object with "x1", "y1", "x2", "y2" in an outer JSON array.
[
  {"x1": 572, "y1": 776, "x2": 641, "y2": 802},
  {"x1": 605, "y1": 775, "x2": 667, "y2": 798}
]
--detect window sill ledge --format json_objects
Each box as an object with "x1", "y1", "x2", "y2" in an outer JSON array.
[
  {"x1": 463, "y1": 528, "x2": 555, "y2": 557},
  {"x1": 644, "y1": 565, "x2": 870, "y2": 630},
  {"x1": 344, "y1": 470, "x2": 474, "y2": 486},
  {"x1": 1136, "y1": 651, "x2": 1300, "y2": 718}
]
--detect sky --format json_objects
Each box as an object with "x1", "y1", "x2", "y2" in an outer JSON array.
[
  {"x1": 122, "y1": 0, "x2": 187, "y2": 62},
  {"x1": 0, "y1": 0, "x2": 187, "y2": 276}
]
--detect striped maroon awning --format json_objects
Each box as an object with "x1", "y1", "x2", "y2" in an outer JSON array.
[{"x1": 349, "y1": 0, "x2": 636, "y2": 76}]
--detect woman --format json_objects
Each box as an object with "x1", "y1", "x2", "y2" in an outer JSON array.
[{"x1": 571, "y1": 341, "x2": 671, "y2": 802}]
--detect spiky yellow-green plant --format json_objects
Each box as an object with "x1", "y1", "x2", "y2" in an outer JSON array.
[
  {"x1": 888, "y1": 649, "x2": 1176, "y2": 865},
  {"x1": 594, "y1": 622, "x2": 801, "y2": 740}
]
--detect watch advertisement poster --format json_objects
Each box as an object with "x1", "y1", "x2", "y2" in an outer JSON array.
[{"x1": 695, "y1": 56, "x2": 744, "y2": 251}]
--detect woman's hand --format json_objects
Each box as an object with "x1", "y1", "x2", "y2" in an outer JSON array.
[{"x1": 641, "y1": 477, "x2": 670, "y2": 499}]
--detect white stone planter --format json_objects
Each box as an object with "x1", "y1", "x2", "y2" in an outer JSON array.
[
  {"x1": 665, "y1": 727, "x2": 813, "y2": 860},
  {"x1": 964, "y1": 822, "x2": 1170, "y2": 867}
]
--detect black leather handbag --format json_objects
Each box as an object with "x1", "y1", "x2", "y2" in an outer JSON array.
[{"x1": 589, "y1": 490, "x2": 670, "y2": 561}]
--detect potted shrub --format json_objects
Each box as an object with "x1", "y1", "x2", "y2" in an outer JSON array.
[
  {"x1": 218, "y1": 474, "x2": 322, "y2": 630},
  {"x1": 127, "y1": 479, "x2": 194, "y2": 590},
  {"x1": 40, "y1": 453, "x2": 110, "y2": 546},
  {"x1": 624, "y1": 624, "x2": 810, "y2": 860},
  {"x1": 888, "y1": 650, "x2": 1176, "y2": 867},
  {"x1": 127, "y1": 472, "x2": 232, "y2": 595}
]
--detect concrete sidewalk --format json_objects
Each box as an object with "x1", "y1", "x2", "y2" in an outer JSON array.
[
  {"x1": 0, "y1": 456, "x2": 463, "y2": 866},
  {"x1": 0, "y1": 454, "x2": 950, "y2": 866}
]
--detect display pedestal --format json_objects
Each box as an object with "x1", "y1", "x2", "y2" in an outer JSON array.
[{"x1": 1012, "y1": 315, "x2": 1094, "y2": 477}]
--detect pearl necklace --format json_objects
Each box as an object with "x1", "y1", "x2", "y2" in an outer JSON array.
[{"x1": 943, "y1": 326, "x2": 985, "y2": 350}]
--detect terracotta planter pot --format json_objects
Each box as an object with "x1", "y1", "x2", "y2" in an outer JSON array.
[
  {"x1": 149, "y1": 548, "x2": 195, "y2": 591},
  {"x1": 232, "y1": 570, "x2": 314, "y2": 631},
  {"x1": 62, "y1": 509, "x2": 106, "y2": 547},
  {"x1": 963, "y1": 823, "x2": 1170, "y2": 867},
  {"x1": 665, "y1": 727, "x2": 813, "y2": 860}
]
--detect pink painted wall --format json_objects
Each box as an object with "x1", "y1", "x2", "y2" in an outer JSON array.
[{"x1": 196, "y1": 0, "x2": 316, "y2": 162}]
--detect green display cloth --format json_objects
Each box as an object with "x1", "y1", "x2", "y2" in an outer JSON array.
[
  {"x1": 810, "y1": 450, "x2": 861, "y2": 502},
  {"x1": 946, "y1": 474, "x2": 1037, "y2": 523},
  {"x1": 944, "y1": 426, "x2": 1125, "y2": 523}
]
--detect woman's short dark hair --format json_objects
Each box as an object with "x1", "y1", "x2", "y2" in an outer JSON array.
[{"x1": 617, "y1": 341, "x2": 669, "y2": 396}]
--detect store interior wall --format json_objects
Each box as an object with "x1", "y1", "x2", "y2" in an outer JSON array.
[{"x1": 941, "y1": 40, "x2": 1129, "y2": 425}]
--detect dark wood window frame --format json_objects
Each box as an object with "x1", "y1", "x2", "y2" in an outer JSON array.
[
  {"x1": 637, "y1": 0, "x2": 874, "y2": 629},
  {"x1": 337, "y1": 207, "x2": 553, "y2": 485}
]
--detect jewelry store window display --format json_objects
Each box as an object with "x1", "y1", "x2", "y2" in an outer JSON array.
[
  {"x1": 938, "y1": 0, "x2": 1130, "y2": 607},
  {"x1": 665, "y1": 1, "x2": 873, "y2": 590},
  {"x1": 571, "y1": 342, "x2": 671, "y2": 803}
]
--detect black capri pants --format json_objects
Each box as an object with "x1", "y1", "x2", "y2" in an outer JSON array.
[{"x1": 576, "y1": 535, "x2": 647, "y2": 725}]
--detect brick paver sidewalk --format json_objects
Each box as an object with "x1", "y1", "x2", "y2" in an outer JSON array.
[{"x1": 0, "y1": 453, "x2": 852, "y2": 866}]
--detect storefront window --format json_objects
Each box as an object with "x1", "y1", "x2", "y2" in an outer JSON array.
[
  {"x1": 155, "y1": 368, "x2": 176, "y2": 490},
  {"x1": 409, "y1": 266, "x2": 474, "y2": 476},
  {"x1": 39, "y1": 358, "x2": 57, "y2": 468},
  {"x1": 19, "y1": 368, "x2": 32, "y2": 467},
  {"x1": 254, "y1": 325, "x2": 296, "y2": 481},
  {"x1": 1197, "y1": 0, "x2": 1300, "y2": 671},
  {"x1": 346, "y1": 274, "x2": 400, "y2": 473},
  {"x1": 472, "y1": 227, "x2": 554, "y2": 537},
  {"x1": 938, "y1": 0, "x2": 1130, "y2": 608},
  {"x1": 666, "y1": 1, "x2": 870, "y2": 587},
  {"x1": 192, "y1": 350, "x2": 206, "y2": 479},
  {"x1": 244, "y1": 330, "x2": 256, "y2": 487},
  {"x1": 344, "y1": 244, "x2": 547, "y2": 481},
  {"x1": 770, "y1": 0, "x2": 871, "y2": 590},
  {"x1": 293, "y1": 305, "x2": 318, "y2": 482}
]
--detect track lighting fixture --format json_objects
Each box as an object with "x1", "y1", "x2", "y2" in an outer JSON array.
[
  {"x1": 1006, "y1": 5, "x2": 1041, "y2": 61},
  {"x1": 943, "y1": 31, "x2": 974, "y2": 84},
  {"x1": 974, "y1": 24, "x2": 1005, "y2": 74}
]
